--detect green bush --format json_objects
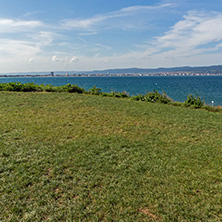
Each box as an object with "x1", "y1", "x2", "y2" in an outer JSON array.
[
  {"x1": 102, "y1": 91, "x2": 129, "y2": 98},
  {"x1": 184, "y1": 94, "x2": 204, "y2": 108},
  {"x1": 5, "y1": 82, "x2": 23, "y2": 91},
  {"x1": 131, "y1": 90, "x2": 171, "y2": 104},
  {"x1": 45, "y1": 84, "x2": 58, "y2": 92},
  {"x1": 0, "y1": 82, "x2": 42, "y2": 92},
  {"x1": 67, "y1": 84, "x2": 85, "y2": 93},
  {"x1": 112, "y1": 91, "x2": 129, "y2": 98},
  {"x1": 144, "y1": 90, "x2": 171, "y2": 104},
  {"x1": 0, "y1": 82, "x2": 43, "y2": 92},
  {"x1": 131, "y1": 94, "x2": 145, "y2": 101},
  {"x1": 21, "y1": 83, "x2": 43, "y2": 92},
  {"x1": 0, "y1": 83, "x2": 5, "y2": 91},
  {"x1": 88, "y1": 86, "x2": 102, "y2": 95}
]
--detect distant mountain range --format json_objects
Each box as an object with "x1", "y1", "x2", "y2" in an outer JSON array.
[
  {"x1": 2, "y1": 65, "x2": 222, "y2": 76},
  {"x1": 82, "y1": 65, "x2": 222, "y2": 74}
]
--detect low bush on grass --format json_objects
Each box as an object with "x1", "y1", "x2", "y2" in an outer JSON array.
[
  {"x1": 184, "y1": 94, "x2": 204, "y2": 108},
  {"x1": 131, "y1": 90, "x2": 171, "y2": 104},
  {"x1": 0, "y1": 82, "x2": 85, "y2": 93},
  {"x1": 0, "y1": 82, "x2": 43, "y2": 92},
  {"x1": 66, "y1": 84, "x2": 85, "y2": 93},
  {"x1": 88, "y1": 86, "x2": 102, "y2": 95},
  {"x1": 45, "y1": 84, "x2": 58, "y2": 92},
  {"x1": 102, "y1": 91, "x2": 129, "y2": 98},
  {"x1": 21, "y1": 83, "x2": 43, "y2": 92},
  {"x1": 130, "y1": 94, "x2": 146, "y2": 101}
]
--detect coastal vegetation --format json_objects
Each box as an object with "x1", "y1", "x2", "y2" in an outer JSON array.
[
  {"x1": 0, "y1": 82, "x2": 221, "y2": 112},
  {"x1": 0, "y1": 88, "x2": 222, "y2": 221}
]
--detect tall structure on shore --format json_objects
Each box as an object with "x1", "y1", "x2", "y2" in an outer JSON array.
[{"x1": 51, "y1": 72, "x2": 54, "y2": 77}]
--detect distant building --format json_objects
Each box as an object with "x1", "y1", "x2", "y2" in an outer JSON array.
[{"x1": 51, "y1": 72, "x2": 54, "y2": 77}]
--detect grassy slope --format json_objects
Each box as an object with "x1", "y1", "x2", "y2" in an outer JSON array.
[{"x1": 0, "y1": 91, "x2": 222, "y2": 221}]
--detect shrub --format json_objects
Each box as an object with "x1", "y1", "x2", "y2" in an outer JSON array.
[
  {"x1": 4, "y1": 82, "x2": 23, "y2": 91},
  {"x1": 131, "y1": 90, "x2": 171, "y2": 104},
  {"x1": 0, "y1": 83, "x2": 4, "y2": 91},
  {"x1": 144, "y1": 90, "x2": 171, "y2": 104},
  {"x1": 112, "y1": 91, "x2": 129, "y2": 98},
  {"x1": 45, "y1": 84, "x2": 58, "y2": 92},
  {"x1": 88, "y1": 86, "x2": 102, "y2": 95},
  {"x1": 131, "y1": 94, "x2": 145, "y2": 101},
  {"x1": 102, "y1": 91, "x2": 129, "y2": 98},
  {"x1": 67, "y1": 84, "x2": 85, "y2": 93},
  {"x1": 21, "y1": 83, "x2": 43, "y2": 92},
  {"x1": 184, "y1": 94, "x2": 204, "y2": 108}
]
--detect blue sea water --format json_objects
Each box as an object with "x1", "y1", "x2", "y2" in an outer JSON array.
[{"x1": 0, "y1": 76, "x2": 222, "y2": 106}]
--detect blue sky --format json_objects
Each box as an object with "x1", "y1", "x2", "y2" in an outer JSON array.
[{"x1": 1, "y1": 0, "x2": 222, "y2": 72}]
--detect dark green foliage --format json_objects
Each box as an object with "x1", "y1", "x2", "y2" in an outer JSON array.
[
  {"x1": 131, "y1": 90, "x2": 171, "y2": 104},
  {"x1": 21, "y1": 83, "x2": 43, "y2": 92},
  {"x1": 184, "y1": 94, "x2": 204, "y2": 108},
  {"x1": 130, "y1": 94, "x2": 145, "y2": 101},
  {"x1": 0, "y1": 82, "x2": 43, "y2": 92},
  {"x1": 0, "y1": 82, "x2": 23, "y2": 91},
  {"x1": 88, "y1": 86, "x2": 102, "y2": 95},
  {"x1": 0, "y1": 82, "x2": 85, "y2": 93},
  {"x1": 45, "y1": 84, "x2": 58, "y2": 92},
  {"x1": 102, "y1": 91, "x2": 129, "y2": 98},
  {"x1": 66, "y1": 84, "x2": 85, "y2": 93},
  {"x1": 6, "y1": 82, "x2": 23, "y2": 91},
  {"x1": 145, "y1": 90, "x2": 171, "y2": 104}
]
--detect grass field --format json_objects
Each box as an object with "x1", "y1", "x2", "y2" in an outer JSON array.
[{"x1": 0, "y1": 91, "x2": 222, "y2": 221}]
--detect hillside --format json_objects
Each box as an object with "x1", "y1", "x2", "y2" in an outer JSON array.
[
  {"x1": 83, "y1": 65, "x2": 222, "y2": 74},
  {"x1": 0, "y1": 92, "x2": 222, "y2": 221}
]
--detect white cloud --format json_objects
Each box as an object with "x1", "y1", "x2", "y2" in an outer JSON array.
[
  {"x1": 61, "y1": 3, "x2": 174, "y2": 30},
  {"x1": 79, "y1": 32, "x2": 97, "y2": 36},
  {"x1": 78, "y1": 36, "x2": 88, "y2": 44},
  {"x1": 22, "y1": 11, "x2": 42, "y2": 18},
  {"x1": 0, "y1": 39, "x2": 41, "y2": 57},
  {"x1": 155, "y1": 11, "x2": 222, "y2": 52},
  {"x1": 52, "y1": 55, "x2": 60, "y2": 62},
  {"x1": 0, "y1": 17, "x2": 53, "y2": 67},
  {"x1": 68, "y1": 10, "x2": 222, "y2": 70},
  {"x1": 0, "y1": 30, "x2": 55, "y2": 63},
  {"x1": 33, "y1": 31, "x2": 54, "y2": 48},
  {"x1": 70, "y1": 56, "x2": 79, "y2": 63},
  {"x1": 0, "y1": 18, "x2": 43, "y2": 33},
  {"x1": 120, "y1": 3, "x2": 174, "y2": 12},
  {"x1": 95, "y1": 43, "x2": 112, "y2": 50}
]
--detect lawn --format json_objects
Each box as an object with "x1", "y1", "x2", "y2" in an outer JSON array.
[{"x1": 0, "y1": 91, "x2": 222, "y2": 221}]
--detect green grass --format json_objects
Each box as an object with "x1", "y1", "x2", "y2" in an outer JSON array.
[{"x1": 0, "y1": 91, "x2": 222, "y2": 221}]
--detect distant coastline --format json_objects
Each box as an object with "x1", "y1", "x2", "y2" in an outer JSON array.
[
  {"x1": 1, "y1": 72, "x2": 222, "y2": 78},
  {"x1": 2, "y1": 64, "x2": 222, "y2": 77}
]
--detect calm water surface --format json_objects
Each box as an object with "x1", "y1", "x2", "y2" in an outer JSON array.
[{"x1": 0, "y1": 76, "x2": 222, "y2": 106}]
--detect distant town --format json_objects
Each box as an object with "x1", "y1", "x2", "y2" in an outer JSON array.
[
  {"x1": 0, "y1": 71, "x2": 222, "y2": 78},
  {"x1": 2, "y1": 65, "x2": 222, "y2": 77}
]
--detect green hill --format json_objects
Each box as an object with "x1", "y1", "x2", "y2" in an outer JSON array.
[{"x1": 0, "y1": 92, "x2": 222, "y2": 221}]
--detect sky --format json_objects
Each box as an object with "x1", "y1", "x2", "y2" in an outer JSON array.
[{"x1": 1, "y1": 0, "x2": 222, "y2": 73}]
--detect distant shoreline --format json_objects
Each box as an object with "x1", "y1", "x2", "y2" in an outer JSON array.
[{"x1": 1, "y1": 73, "x2": 222, "y2": 78}]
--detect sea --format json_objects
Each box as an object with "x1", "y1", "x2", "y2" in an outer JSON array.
[{"x1": 0, "y1": 76, "x2": 222, "y2": 106}]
